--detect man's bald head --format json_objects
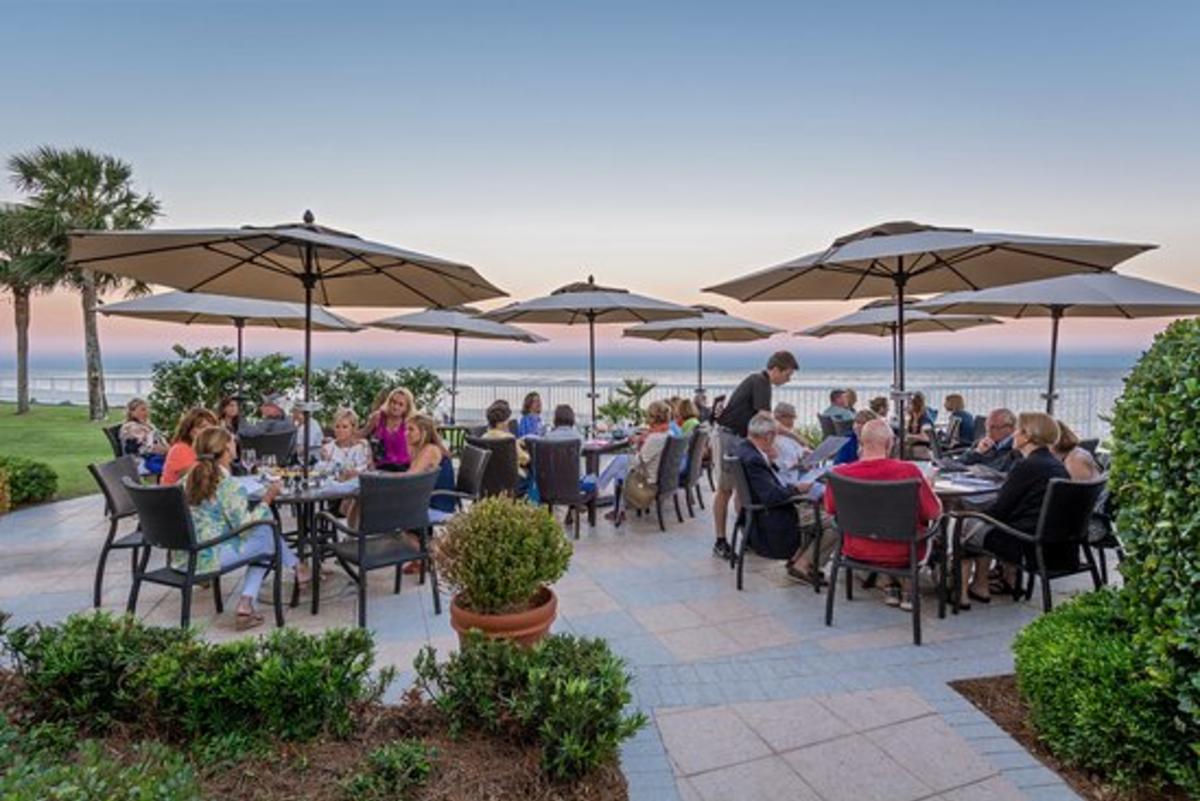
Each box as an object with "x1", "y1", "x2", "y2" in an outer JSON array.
[{"x1": 859, "y1": 418, "x2": 894, "y2": 458}]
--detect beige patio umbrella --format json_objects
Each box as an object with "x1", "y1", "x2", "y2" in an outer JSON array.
[
  {"x1": 368, "y1": 306, "x2": 546, "y2": 423},
  {"x1": 798, "y1": 298, "x2": 1001, "y2": 388},
  {"x1": 483, "y1": 275, "x2": 698, "y2": 423},
  {"x1": 705, "y1": 220, "x2": 1154, "y2": 447},
  {"x1": 622, "y1": 304, "x2": 782, "y2": 392},
  {"x1": 918, "y1": 272, "x2": 1200, "y2": 413},
  {"x1": 69, "y1": 210, "x2": 505, "y2": 467}
]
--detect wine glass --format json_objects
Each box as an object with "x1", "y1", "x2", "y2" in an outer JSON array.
[
  {"x1": 240, "y1": 448, "x2": 257, "y2": 475},
  {"x1": 263, "y1": 453, "x2": 277, "y2": 471}
]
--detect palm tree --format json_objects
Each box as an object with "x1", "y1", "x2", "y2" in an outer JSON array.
[
  {"x1": 0, "y1": 204, "x2": 55, "y2": 414},
  {"x1": 615, "y1": 377, "x2": 658, "y2": 425},
  {"x1": 9, "y1": 147, "x2": 161, "y2": 420}
]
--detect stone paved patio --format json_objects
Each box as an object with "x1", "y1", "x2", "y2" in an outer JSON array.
[{"x1": 0, "y1": 491, "x2": 1091, "y2": 801}]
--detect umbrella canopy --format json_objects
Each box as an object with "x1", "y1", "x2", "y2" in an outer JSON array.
[
  {"x1": 368, "y1": 306, "x2": 546, "y2": 423},
  {"x1": 69, "y1": 211, "x2": 505, "y2": 468},
  {"x1": 705, "y1": 220, "x2": 1155, "y2": 448},
  {"x1": 622, "y1": 304, "x2": 782, "y2": 391},
  {"x1": 918, "y1": 272, "x2": 1200, "y2": 413},
  {"x1": 797, "y1": 299, "x2": 1000, "y2": 388},
  {"x1": 484, "y1": 276, "x2": 698, "y2": 422}
]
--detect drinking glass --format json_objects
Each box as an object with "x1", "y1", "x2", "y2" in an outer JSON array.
[
  {"x1": 263, "y1": 454, "x2": 277, "y2": 471},
  {"x1": 240, "y1": 448, "x2": 257, "y2": 474}
]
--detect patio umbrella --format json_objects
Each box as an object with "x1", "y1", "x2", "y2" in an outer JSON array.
[
  {"x1": 918, "y1": 272, "x2": 1200, "y2": 413},
  {"x1": 483, "y1": 275, "x2": 698, "y2": 423},
  {"x1": 797, "y1": 298, "x2": 1001, "y2": 388},
  {"x1": 705, "y1": 220, "x2": 1154, "y2": 447},
  {"x1": 622, "y1": 304, "x2": 782, "y2": 392},
  {"x1": 69, "y1": 210, "x2": 505, "y2": 468},
  {"x1": 99, "y1": 290, "x2": 363, "y2": 395},
  {"x1": 368, "y1": 306, "x2": 546, "y2": 423}
]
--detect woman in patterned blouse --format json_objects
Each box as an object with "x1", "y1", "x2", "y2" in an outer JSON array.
[{"x1": 182, "y1": 427, "x2": 309, "y2": 629}]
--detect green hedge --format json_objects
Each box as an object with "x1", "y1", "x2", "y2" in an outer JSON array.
[
  {"x1": 1014, "y1": 590, "x2": 1199, "y2": 794},
  {"x1": 0, "y1": 455, "x2": 57, "y2": 505},
  {"x1": 1109, "y1": 319, "x2": 1200, "y2": 752}
]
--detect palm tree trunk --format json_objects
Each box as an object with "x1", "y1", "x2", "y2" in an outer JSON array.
[
  {"x1": 80, "y1": 272, "x2": 107, "y2": 420},
  {"x1": 14, "y1": 286, "x2": 30, "y2": 414}
]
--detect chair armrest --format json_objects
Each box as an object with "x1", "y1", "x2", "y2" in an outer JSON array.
[
  {"x1": 194, "y1": 517, "x2": 280, "y2": 550},
  {"x1": 431, "y1": 489, "x2": 474, "y2": 501},
  {"x1": 315, "y1": 510, "x2": 362, "y2": 538},
  {"x1": 947, "y1": 510, "x2": 1035, "y2": 543}
]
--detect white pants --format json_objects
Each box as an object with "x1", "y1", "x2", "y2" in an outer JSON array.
[
  {"x1": 200, "y1": 524, "x2": 298, "y2": 600},
  {"x1": 598, "y1": 454, "x2": 631, "y2": 491}
]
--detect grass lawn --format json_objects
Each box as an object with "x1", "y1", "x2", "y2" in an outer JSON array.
[{"x1": 0, "y1": 402, "x2": 121, "y2": 501}]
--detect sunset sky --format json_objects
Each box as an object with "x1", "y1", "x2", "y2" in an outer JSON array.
[{"x1": 2, "y1": 1, "x2": 1198, "y2": 374}]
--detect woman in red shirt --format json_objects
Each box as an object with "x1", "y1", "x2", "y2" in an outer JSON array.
[{"x1": 161, "y1": 407, "x2": 219, "y2": 486}]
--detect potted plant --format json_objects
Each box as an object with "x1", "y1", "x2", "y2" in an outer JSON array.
[{"x1": 436, "y1": 496, "x2": 573, "y2": 646}]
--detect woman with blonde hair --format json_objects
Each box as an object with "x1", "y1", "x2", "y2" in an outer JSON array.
[
  {"x1": 943, "y1": 394, "x2": 976, "y2": 446},
  {"x1": 182, "y1": 427, "x2": 308, "y2": 628},
  {"x1": 597, "y1": 400, "x2": 676, "y2": 522},
  {"x1": 119, "y1": 397, "x2": 169, "y2": 475},
  {"x1": 1052, "y1": 419, "x2": 1101, "y2": 481},
  {"x1": 161, "y1": 407, "x2": 219, "y2": 486},
  {"x1": 406, "y1": 412, "x2": 457, "y2": 520},
  {"x1": 321, "y1": 408, "x2": 371, "y2": 479},
  {"x1": 363, "y1": 387, "x2": 414, "y2": 472}
]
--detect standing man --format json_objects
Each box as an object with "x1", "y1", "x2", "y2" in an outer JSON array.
[{"x1": 711, "y1": 350, "x2": 799, "y2": 558}]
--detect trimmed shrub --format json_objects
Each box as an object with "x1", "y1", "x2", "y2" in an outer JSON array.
[
  {"x1": 147, "y1": 345, "x2": 301, "y2": 429},
  {"x1": 0, "y1": 739, "x2": 201, "y2": 801},
  {"x1": 0, "y1": 465, "x2": 10, "y2": 513},
  {"x1": 415, "y1": 632, "x2": 646, "y2": 781},
  {"x1": 1014, "y1": 589, "x2": 1199, "y2": 794},
  {"x1": 311, "y1": 361, "x2": 446, "y2": 422},
  {"x1": 341, "y1": 740, "x2": 434, "y2": 801},
  {"x1": 436, "y1": 496, "x2": 572, "y2": 614},
  {"x1": 0, "y1": 455, "x2": 57, "y2": 505},
  {"x1": 1109, "y1": 319, "x2": 1200, "y2": 744}
]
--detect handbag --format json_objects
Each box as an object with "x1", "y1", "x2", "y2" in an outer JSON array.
[{"x1": 622, "y1": 463, "x2": 656, "y2": 509}]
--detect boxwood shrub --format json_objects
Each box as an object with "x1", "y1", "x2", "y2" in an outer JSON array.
[{"x1": 0, "y1": 455, "x2": 57, "y2": 505}]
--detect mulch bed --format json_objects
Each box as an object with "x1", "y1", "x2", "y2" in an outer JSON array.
[{"x1": 950, "y1": 675, "x2": 1187, "y2": 801}]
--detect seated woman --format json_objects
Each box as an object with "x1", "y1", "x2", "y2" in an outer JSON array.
[
  {"x1": 161, "y1": 407, "x2": 218, "y2": 486},
  {"x1": 321, "y1": 408, "x2": 373, "y2": 524},
  {"x1": 597, "y1": 400, "x2": 673, "y2": 522},
  {"x1": 217, "y1": 395, "x2": 241, "y2": 435},
  {"x1": 833, "y1": 409, "x2": 878, "y2": 465},
  {"x1": 362, "y1": 387, "x2": 413, "y2": 472},
  {"x1": 182, "y1": 427, "x2": 309, "y2": 629},
  {"x1": 119, "y1": 397, "x2": 169, "y2": 475},
  {"x1": 904, "y1": 392, "x2": 935, "y2": 458},
  {"x1": 943, "y1": 394, "x2": 976, "y2": 447},
  {"x1": 482, "y1": 399, "x2": 529, "y2": 473},
  {"x1": 1052, "y1": 420, "x2": 1101, "y2": 481},
  {"x1": 407, "y1": 413, "x2": 456, "y2": 521},
  {"x1": 542, "y1": 404, "x2": 597, "y2": 493},
  {"x1": 517, "y1": 392, "x2": 546, "y2": 438},
  {"x1": 868, "y1": 395, "x2": 889, "y2": 420},
  {"x1": 959, "y1": 412, "x2": 1069, "y2": 608}
]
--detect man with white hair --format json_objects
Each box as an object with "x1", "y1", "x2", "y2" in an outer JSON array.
[
  {"x1": 731, "y1": 412, "x2": 813, "y2": 560},
  {"x1": 771, "y1": 402, "x2": 808, "y2": 484},
  {"x1": 823, "y1": 419, "x2": 942, "y2": 609},
  {"x1": 956, "y1": 408, "x2": 1018, "y2": 471}
]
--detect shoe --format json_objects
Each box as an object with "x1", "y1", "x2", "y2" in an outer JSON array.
[
  {"x1": 967, "y1": 589, "x2": 991, "y2": 605},
  {"x1": 786, "y1": 565, "x2": 826, "y2": 586},
  {"x1": 899, "y1": 595, "x2": 914, "y2": 612},
  {"x1": 883, "y1": 585, "x2": 902, "y2": 607},
  {"x1": 712, "y1": 539, "x2": 732, "y2": 559}
]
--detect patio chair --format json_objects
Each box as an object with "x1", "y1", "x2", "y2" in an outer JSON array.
[
  {"x1": 1079, "y1": 438, "x2": 1100, "y2": 455},
  {"x1": 529, "y1": 438, "x2": 595, "y2": 540},
  {"x1": 431, "y1": 444, "x2": 490, "y2": 513},
  {"x1": 317, "y1": 469, "x2": 440, "y2": 628},
  {"x1": 465, "y1": 435, "x2": 522, "y2": 497},
  {"x1": 816, "y1": 414, "x2": 836, "y2": 439},
  {"x1": 1087, "y1": 488, "x2": 1123, "y2": 585},
  {"x1": 122, "y1": 479, "x2": 285, "y2": 629},
  {"x1": 824, "y1": 473, "x2": 942, "y2": 645},
  {"x1": 239, "y1": 429, "x2": 295, "y2": 467},
  {"x1": 972, "y1": 415, "x2": 987, "y2": 444},
  {"x1": 724, "y1": 455, "x2": 824, "y2": 593},
  {"x1": 948, "y1": 476, "x2": 1106, "y2": 613},
  {"x1": 102, "y1": 424, "x2": 123, "y2": 458},
  {"x1": 646, "y1": 435, "x2": 689, "y2": 531},
  {"x1": 87, "y1": 456, "x2": 145, "y2": 608},
  {"x1": 832, "y1": 417, "x2": 854, "y2": 436},
  {"x1": 680, "y1": 426, "x2": 709, "y2": 517}
]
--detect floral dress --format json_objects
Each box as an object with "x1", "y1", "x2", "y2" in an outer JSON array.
[
  {"x1": 176, "y1": 474, "x2": 272, "y2": 574},
  {"x1": 320, "y1": 439, "x2": 372, "y2": 474}
]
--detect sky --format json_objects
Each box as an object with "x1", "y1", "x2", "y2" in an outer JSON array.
[{"x1": 1, "y1": 0, "x2": 1198, "y2": 375}]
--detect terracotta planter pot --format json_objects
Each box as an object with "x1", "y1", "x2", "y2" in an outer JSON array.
[{"x1": 450, "y1": 587, "x2": 558, "y2": 647}]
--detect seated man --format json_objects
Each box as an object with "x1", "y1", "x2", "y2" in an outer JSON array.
[
  {"x1": 955, "y1": 408, "x2": 1018, "y2": 471},
  {"x1": 238, "y1": 392, "x2": 297, "y2": 439},
  {"x1": 822, "y1": 389, "x2": 855, "y2": 423},
  {"x1": 770, "y1": 402, "x2": 808, "y2": 484},
  {"x1": 824, "y1": 419, "x2": 943, "y2": 609},
  {"x1": 834, "y1": 408, "x2": 878, "y2": 465}
]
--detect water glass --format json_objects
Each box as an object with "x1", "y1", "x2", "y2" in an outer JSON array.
[
  {"x1": 241, "y1": 448, "x2": 257, "y2": 474},
  {"x1": 264, "y1": 454, "x2": 277, "y2": 470}
]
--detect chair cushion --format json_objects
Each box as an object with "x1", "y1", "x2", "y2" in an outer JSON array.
[
  {"x1": 139, "y1": 555, "x2": 276, "y2": 588},
  {"x1": 113, "y1": 529, "x2": 145, "y2": 548},
  {"x1": 331, "y1": 534, "x2": 425, "y2": 571}
]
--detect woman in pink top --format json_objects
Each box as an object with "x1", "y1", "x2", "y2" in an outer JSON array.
[{"x1": 362, "y1": 387, "x2": 414, "y2": 472}]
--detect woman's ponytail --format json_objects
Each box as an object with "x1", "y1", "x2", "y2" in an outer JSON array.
[{"x1": 185, "y1": 427, "x2": 232, "y2": 505}]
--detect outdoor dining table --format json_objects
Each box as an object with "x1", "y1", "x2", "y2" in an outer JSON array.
[
  {"x1": 930, "y1": 471, "x2": 1003, "y2": 615},
  {"x1": 582, "y1": 437, "x2": 632, "y2": 521}
]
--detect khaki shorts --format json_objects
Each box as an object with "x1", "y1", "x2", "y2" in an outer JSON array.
[{"x1": 713, "y1": 428, "x2": 742, "y2": 492}]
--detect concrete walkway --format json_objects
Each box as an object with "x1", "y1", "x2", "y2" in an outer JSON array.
[{"x1": 0, "y1": 492, "x2": 1089, "y2": 801}]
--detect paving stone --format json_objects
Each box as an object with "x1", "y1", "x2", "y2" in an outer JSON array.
[
  {"x1": 655, "y1": 706, "x2": 771, "y2": 776},
  {"x1": 935, "y1": 774, "x2": 1032, "y2": 801},
  {"x1": 815, "y1": 687, "x2": 936, "y2": 731},
  {"x1": 656, "y1": 626, "x2": 744, "y2": 662},
  {"x1": 1004, "y1": 765, "x2": 1067, "y2": 788},
  {"x1": 783, "y1": 734, "x2": 933, "y2": 801},
  {"x1": 676, "y1": 777, "x2": 704, "y2": 801},
  {"x1": 1021, "y1": 785, "x2": 1084, "y2": 801},
  {"x1": 684, "y1": 594, "x2": 762, "y2": 625},
  {"x1": 631, "y1": 602, "x2": 706, "y2": 633},
  {"x1": 731, "y1": 697, "x2": 853, "y2": 752},
  {"x1": 716, "y1": 614, "x2": 799, "y2": 651},
  {"x1": 688, "y1": 755, "x2": 821, "y2": 801},
  {"x1": 865, "y1": 714, "x2": 995, "y2": 792}
]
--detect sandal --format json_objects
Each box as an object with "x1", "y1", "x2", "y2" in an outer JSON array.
[
  {"x1": 967, "y1": 589, "x2": 992, "y2": 605},
  {"x1": 235, "y1": 609, "x2": 265, "y2": 630}
]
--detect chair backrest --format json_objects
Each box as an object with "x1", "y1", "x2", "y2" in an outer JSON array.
[
  {"x1": 816, "y1": 414, "x2": 836, "y2": 438},
  {"x1": 655, "y1": 436, "x2": 688, "y2": 496},
  {"x1": 826, "y1": 473, "x2": 920, "y2": 542},
  {"x1": 467, "y1": 424, "x2": 488, "y2": 437},
  {"x1": 88, "y1": 456, "x2": 140, "y2": 520},
  {"x1": 945, "y1": 415, "x2": 962, "y2": 446},
  {"x1": 722, "y1": 454, "x2": 759, "y2": 512},
  {"x1": 102, "y1": 424, "x2": 123, "y2": 458},
  {"x1": 465, "y1": 436, "x2": 521, "y2": 497},
  {"x1": 239, "y1": 429, "x2": 294, "y2": 465},
  {"x1": 1078, "y1": 438, "x2": 1100, "y2": 456},
  {"x1": 122, "y1": 478, "x2": 198, "y2": 551},
  {"x1": 683, "y1": 426, "x2": 709, "y2": 489},
  {"x1": 455, "y1": 444, "x2": 492, "y2": 500},
  {"x1": 439, "y1": 425, "x2": 468, "y2": 457},
  {"x1": 358, "y1": 469, "x2": 439, "y2": 535},
  {"x1": 1035, "y1": 476, "x2": 1107, "y2": 546},
  {"x1": 832, "y1": 417, "x2": 854, "y2": 436},
  {"x1": 927, "y1": 428, "x2": 945, "y2": 460},
  {"x1": 529, "y1": 438, "x2": 583, "y2": 504},
  {"x1": 972, "y1": 415, "x2": 987, "y2": 443}
]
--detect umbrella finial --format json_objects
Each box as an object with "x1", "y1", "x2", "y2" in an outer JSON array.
[
  {"x1": 303, "y1": 209, "x2": 315, "y2": 225},
  {"x1": 587, "y1": 274, "x2": 595, "y2": 284}
]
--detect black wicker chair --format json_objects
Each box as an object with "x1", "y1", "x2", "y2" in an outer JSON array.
[
  {"x1": 465, "y1": 435, "x2": 522, "y2": 497},
  {"x1": 123, "y1": 479, "x2": 285, "y2": 629},
  {"x1": 102, "y1": 424, "x2": 123, "y2": 458},
  {"x1": 238, "y1": 429, "x2": 295, "y2": 467},
  {"x1": 317, "y1": 469, "x2": 440, "y2": 628},
  {"x1": 680, "y1": 426, "x2": 710, "y2": 517},
  {"x1": 87, "y1": 456, "x2": 145, "y2": 608},
  {"x1": 816, "y1": 414, "x2": 836, "y2": 439},
  {"x1": 647, "y1": 436, "x2": 689, "y2": 531},
  {"x1": 529, "y1": 438, "x2": 595, "y2": 540},
  {"x1": 431, "y1": 444, "x2": 490, "y2": 512},
  {"x1": 824, "y1": 473, "x2": 942, "y2": 645}
]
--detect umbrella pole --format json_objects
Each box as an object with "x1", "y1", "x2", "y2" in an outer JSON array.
[
  {"x1": 234, "y1": 317, "x2": 245, "y2": 398},
  {"x1": 889, "y1": 325, "x2": 898, "y2": 389},
  {"x1": 896, "y1": 267, "x2": 907, "y2": 458},
  {"x1": 1045, "y1": 306, "x2": 1063, "y2": 415},
  {"x1": 588, "y1": 312, "x2": 597, "y2": 429},
  {"x1": 697, "y1": 332, "x2": 704, "y2": 394},
  {"x1": 302, "y1": 239, "x2": 315, "y2": 474},
  {"x1": 450, "y1": 331, "x2": 460, "y2": 424}
]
